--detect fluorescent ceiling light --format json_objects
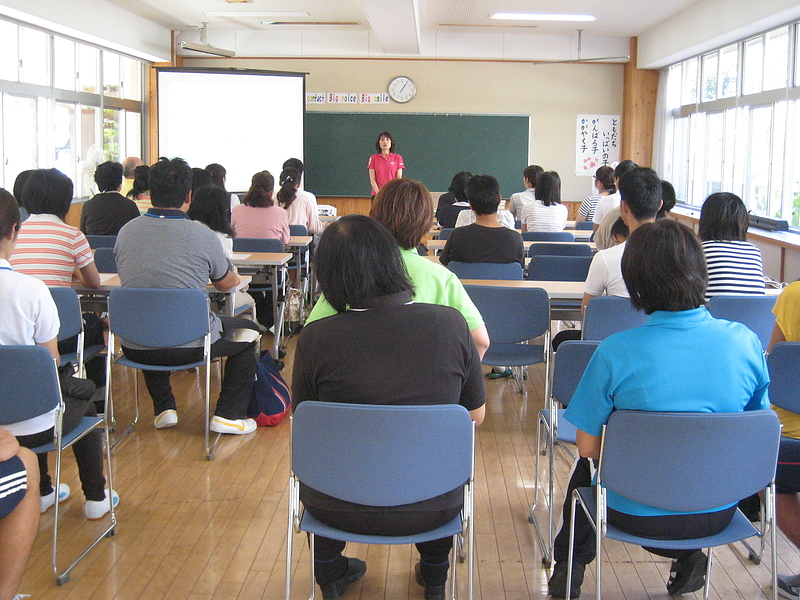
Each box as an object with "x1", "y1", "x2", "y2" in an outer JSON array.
[
  {"x1": 491, "y1": 13, "x2": 596, "y2": 22},
  {"x1": 204, "y1": 11, "x2": 309, "y2": 17}
]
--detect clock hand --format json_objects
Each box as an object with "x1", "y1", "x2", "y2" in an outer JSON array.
[{"x1": 399, "y1": 81, "x2": 408, "y2": 94}]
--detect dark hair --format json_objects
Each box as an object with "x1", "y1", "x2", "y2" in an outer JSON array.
[
  {"x1": 465, "y1": 174, "x2": 501, "y2": 216},
  {"x1": 657, "y1": 180, "x2": 677, "y2": 219},
  {"x1": 205, "y1": 163, "x2": 227, "y2": 189},
  {"x1": 614, "y1": 160, "x2": 639, "y2": 182},
  {"x1": 94, "y1": 161, "x2": 123, "y2": 192},
  {"x1": 535, "y1": 171, "x2": 561, "y2": 206},
  {"x1": 191, "y1": 167, "x2": 212, "y2": 193},
  {"x1": 22, "y1": 169, "x2": 74, "y2": 220},
  {"x1": 283, "y1": 158, "x2": 304, "y2": 174},
  {"x1": 276, "y1": 168, "x2": 300, "y2": 210},
  {"x1": 374, "y1": 131, "x2": 395, "y2": 153},
  {"x1": 622, "y1": 220, "x2": 707, "y2": 314},
  {"x1": 618, "y1": 167, "x2": 662, "y2": 221},
  {"x1": 187, "y1": 185, "x2": 235, "y2": 237},
  {"x1": 610, "y1": 217, "x2": 629, "y2": 241},
  {"x1": 149, "y1": 157, "x2": 192, "y2": 209},
  {"x1": 523, "y1": 165, "x2": 544, "y2": 187},
  {"x1": 127, "y1": 165, "x2": 150, "y2": 199},
  {"x1": 315, "y1": 215, "x2": 413, "y2": 313},
  {"x1": 698, "y1": 192, "x2": 749, "y2": 242},
  {"x1": 0, "y1": 188, "x2": 21, "y2": 240},
  {"x1": 370, "y1": 178, "x2": 433, "y2": 250},
  {"x1": 242, "y1": 171, "x2": 275, "y2": 208},
  {"x1": 447, "y1": 171, "x2": 473, "y2": 203},
  {"x1": 595, "y1": 165, "x2": 616, "y2": 193},
  {"x1": 13, "y1": 170, "x2": 35, "y2": 207}
]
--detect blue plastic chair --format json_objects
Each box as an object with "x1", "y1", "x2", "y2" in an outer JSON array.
[
  {"x1": 437, "y1": 227, "x2": 454, "y2": 241},
  {"x1": 86, "y1": 234, "x2": 116, "y2": 249},
  {"x1": 93, "y1": 247, "x2": 117, "y2": 273},
  {"x1": 232, "y1": 237, "x2": 286, "y2": 326},
  {"x1": 232, "y1": 237, "x2": 285, "y2": 253},
  {"x1": 707, "y1": 294, "x2": 777, "y2": 350},
  {"x1": 286, "y1": 402, "x2": 476, "y2": 600},
  {"x1": 0, "y1": 345, "x2": 114, "y2": 585},
  {"x1": 574, "y1": 221, "x2": 594, "y2": 231},
  {"x1": 529, "y1": 340, "x2": 600, "y2": 567},
  {"x1": 528, "y1": 243, "x2": 593, "y2": 257},
  {"x1": 527, "y1": 255, "x2": 592, "y2": 282},
  {"x1": 463, "y1": 284, "x2": 551, "y2": 393},
  {"x1": 49, "y1": 287, "x2": 105, "y2": 379},
  {"x1": 582, "y1": 296, "x2": 647, "y2": 341},
  {"x1": 522, "y1": 231, "x2": 575, "y2": 242},
  {"x1": 447, "y1": 261, "x2": 523, "y2": 280},
  {"x1": 566, "y1": 410, "x2": 780, "y2": 600},
  {"x1": 107, "y1": 288, "x2": 219, "y2": 459}
]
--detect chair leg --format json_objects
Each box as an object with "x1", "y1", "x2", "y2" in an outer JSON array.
[
  {"x1": 309, "y1": 533, "x2": 317, "y2": 600},
  {"x1": 285, "y1": 494, "x2": 294, "y2": 600},
  {"x1": 111, "y1": 366, "x2": 139, "y2": 449},
  {"x1": 703, "y1": 547, "x2": 713, "y2": 600},
  {"x1": 530, "y1": 411, "x2": 555, "y2": 566},
  {"x1": 205, "y1": 358, "x2": 221, "y2": 461}
]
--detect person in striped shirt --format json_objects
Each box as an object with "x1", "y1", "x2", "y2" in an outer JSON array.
[
  {"x1": 698, "y1": 192, "x2": 765, "y2": 301},
  {"x1": 519, "y1": 170, "x2": 568, "y2": 233}
]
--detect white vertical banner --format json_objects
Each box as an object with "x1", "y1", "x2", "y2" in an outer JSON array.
[{"x1": 576, "y1": 115, "x2": 620, "y2": 176}]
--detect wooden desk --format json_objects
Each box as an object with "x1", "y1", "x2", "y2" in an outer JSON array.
[
  {"x1": 425, "y1": 239, "x2": 596, "y2": 252},
  {"x1": 461, "y1": 279, "x2": 585, "y2": 300}
]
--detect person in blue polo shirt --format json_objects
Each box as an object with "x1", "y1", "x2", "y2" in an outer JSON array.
[{"x1": 548, "y1": 219, "x2": 769, "y2": 599}]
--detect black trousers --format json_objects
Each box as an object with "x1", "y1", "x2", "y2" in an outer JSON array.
[
  {"x1": 121, "y1": 316, "x2": 259, "y2": 420},
  {"x1": 58, "y1": 311, "x2": 106, "y2": 387},
  {"x1": 305, "y1": 505, "x2": 461, "y2": 585},
  {"x1": 553, "y1": 457, "x2": 736, "y2": 565},
  {"x1": 16, "y1": 398, "x2": 106, "y2": 502}
]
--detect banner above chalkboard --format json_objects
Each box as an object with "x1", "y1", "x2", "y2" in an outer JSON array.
[{"x1": 576, "y1": 115, "x2": 620, "y2": 176}]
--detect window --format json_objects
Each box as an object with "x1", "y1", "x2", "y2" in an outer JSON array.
[{"x1": 0, "y1": 21, "x2": 18, "y2": 82}]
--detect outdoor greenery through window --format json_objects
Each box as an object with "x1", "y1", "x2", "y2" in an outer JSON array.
[
  {"x1": 661, "y1": 22, "x2": 800, "y2": 227},
  {"x1": 0, "y1": 18, "x2": 145, "y2": 198}
]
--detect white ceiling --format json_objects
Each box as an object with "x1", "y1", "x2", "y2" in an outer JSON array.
[{"x1": 107, "y1": 0, "x2": 704, "y2": 61}]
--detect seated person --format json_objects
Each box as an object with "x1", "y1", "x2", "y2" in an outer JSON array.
[
  {"x1": 592, "y1": 160, "x2": 637, "y2": 232},
  {"x1": 439, "y1": 174, "x2": 524, "y2": 268},
  {"x1": 79, "y1": 161, "x2": 140, "y2": 235},
  {"x1": 306, "y1": 178, "x2": 489, "y2": 359},
  {"x1": 699, "y1": 192, "x2": 764, "y2": 300},
  {"x1": 519, "y1": 171, "x2": 568, "y2": 232},
  {"x1": 657, "y1": 179, "x2": 677, "y2": 220},
  {"x1": 0, "y1": 427, "x2": 39, "y2": 600},
  {"x1": 548, "y1": 219, "x2": 769, "y2": 599},
  {"x1": 507, "y1": 164, "x2": 543, "y2": 219},
  {"x1": 292, "y1": 214, "x2": 486, "y2": 600},
  {"x1": 0, "y1": 189, "x2": 117, "y2": 518},
  {"x1": 120, "y1": 156, "x2": 144, "y2": 197},
  {"x1": 435, "y1": 171, "x2": 472, "y2": 228},
  {"x1": 114, "y1": 158, "x2": 259, "y2": 435},
  {"x1": 231, "y1": 171, "x2": 290, "y2": 244},
  {"x1": 577, "y1": 165, "x2": 615, "y2": 222},
  {"x1": 609, "y1": 217, "x2": 628, "y2": 245}
]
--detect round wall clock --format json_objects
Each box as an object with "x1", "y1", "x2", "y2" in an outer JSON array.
[{"x1": 388, "y1": 76, "x2": 417, "y2": 103}]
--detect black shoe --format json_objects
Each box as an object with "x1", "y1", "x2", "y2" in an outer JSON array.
[
  {"x1": 318, "y1": 557, "x2": 366, "y2": 600},
  {"x1": 548, "y1": 561, "x2": 585, "y2": 598},
  {"x1": 666, "y1": 551, "x2": 707, "y2": 596},
  {"x1": 414, "y1": 562, "x2": 446, "y2": 600}
]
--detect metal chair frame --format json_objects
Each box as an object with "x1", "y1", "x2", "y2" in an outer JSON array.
[{"x1": 49, "y1": 287, "x2": 105, "y2": 379}]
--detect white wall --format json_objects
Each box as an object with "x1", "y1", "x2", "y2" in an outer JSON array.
[
  {"x1": 638, "y1": 0, "x2": 800, "y2": 68},
  {"x1": 0, "y1": 0, "x2": 171, "y2": 61}
]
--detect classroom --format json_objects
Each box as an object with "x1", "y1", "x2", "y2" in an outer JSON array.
[{"x1": 1, "y1": 0, "x2": 800, "y2": 599}]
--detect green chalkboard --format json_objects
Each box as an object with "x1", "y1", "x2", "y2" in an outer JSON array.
[{"x1": 304, "y1": 112, "x2": 529, "y2": 197}]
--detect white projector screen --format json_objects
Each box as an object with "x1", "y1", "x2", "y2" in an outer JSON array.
[{"x1": 157, "y1": 68, "x2": 305, "y2": 193}]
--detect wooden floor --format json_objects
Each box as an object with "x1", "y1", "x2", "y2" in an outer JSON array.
[{"x1": 19, "y1": 332, "x2": 800, "y2": 600}]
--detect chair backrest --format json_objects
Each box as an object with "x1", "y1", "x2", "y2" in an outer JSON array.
[
  {"x1": 289, "y1": 224, "x2": 308, "y2": 236},
  {"x1": 514, "y1": 219, "x2": 522, "y2": 229},
  {"x1": 600, "y1": 410, "x2": 780, "y2": 513},
  {"x1": 108, "y1": 288, "x2": 211, "y2": 348},
  {"x1": 582, "y1": 296, "x2": 647, "y2": 340},
  {"x1": 292, "y1": 401, "x2": 474, "y2": 507},
  {"x1": 552, "y1": 341, "x2": 601, "y2": 407},
  {"x1": 522, "y1": 231, "x2": 575, "y2": 242},
  {"x1": 448, "y1": 261, "x2": 523, "y2": 281},
  {"x1": 0, "y1": 345, "x2": 61, "y2": 425},
  {"x1": 527, "y1": 255, "x2": 592, "y2": 282},
  {"x1": 767, "y1": 342, "x2": 800, "y2": 414},
  {"x1": 464, "y1": 284, "x2": 550, "y2": 344},
  {"x1": 86, "y1": 234, "x2": 117, "y2": 249},
  {"x1": 93, "y1": 247, "x2": 118, "y2": 273},
  {"x1": 232, "y1": 237, "x2": 285, "y2": 253},
  {"x1": 48, "y1": 287, "x2": 83, "y2": 341},
  {"x1": 707, "y1": 294, "x2": 777, "y2": 350},
  {"x1": 437, "y1": 227, "x2": 454, "y2": 241},
  {"x1": 528, "y1": 243, "x2": 593, "y2": 257},
  {"x1": 575, "y1": 221, "x2": 594, "y2": 231}
]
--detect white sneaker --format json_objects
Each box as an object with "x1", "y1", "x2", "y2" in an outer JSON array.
[
  {"x1": 210, "y1": 416, "x2": 257, "y2": 435},
  {"x1": 84, "y1": 489, "x2": 119, "y2": 520},
  {"x1": 40, "y1": 483, "x2": 70, "y2": 513},
  {"x1": 154, "y1": 409, "x2": 178, "y2": 429}
]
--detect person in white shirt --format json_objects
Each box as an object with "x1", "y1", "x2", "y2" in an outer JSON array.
[
  {"x1": 591, "y1": 160, "x2": 638, "y2": 232},
  {"x1": 277, "y1": 167, "x2": 325, "y2": 235},
  {"x1": 507, "y1": 165, "x2": 543, "y2": 219},
  {"x1": 455, "y1": 205, "x2": 516, "y2": 229},
  {"x1": 577, "y1": 165, "x2": 615, "y2": 222},
  {"x1": 519, "y1": 171, "x2": 568, "y2": 233}
]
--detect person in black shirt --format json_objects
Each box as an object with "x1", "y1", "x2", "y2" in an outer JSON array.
[{"x1": 80, "y1": 161, "x2": 140, "y2": 235}]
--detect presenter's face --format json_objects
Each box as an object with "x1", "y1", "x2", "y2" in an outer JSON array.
[{"x1": 379, "y1": 136, "x2": 392, "y2": 152}]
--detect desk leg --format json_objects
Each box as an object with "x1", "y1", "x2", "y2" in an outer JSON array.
[{"x1": 270, "y1": 266, "x2": 285, "y2": 357}]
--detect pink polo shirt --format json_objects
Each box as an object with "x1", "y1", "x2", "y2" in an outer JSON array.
[{"x1": 368, "y1": 152, "x2": 405, "y2": 192}]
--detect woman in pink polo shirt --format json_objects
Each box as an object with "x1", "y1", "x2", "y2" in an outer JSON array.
[{"x1": 368, "y1": 131, "x2": 404, "y2": 196}]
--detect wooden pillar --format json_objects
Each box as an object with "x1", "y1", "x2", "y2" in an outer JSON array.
[
  {"x1": 621, "y1": 38, "x2": 659, "y2": 167},
  {"x1": 146, "y1": 32, "x2": 182, "y2": 163}
]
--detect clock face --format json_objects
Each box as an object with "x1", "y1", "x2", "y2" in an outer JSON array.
[{"x1": 388, "y1": 76, "x2": 416, "y2": 103}]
